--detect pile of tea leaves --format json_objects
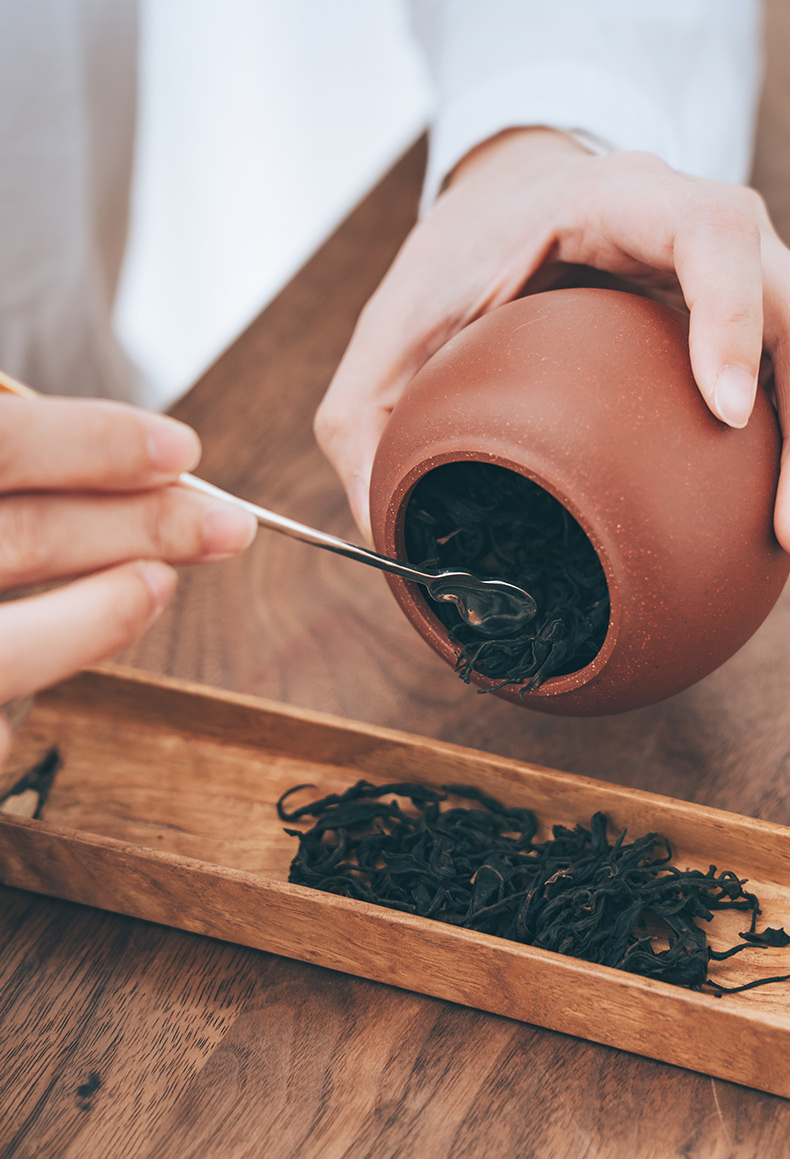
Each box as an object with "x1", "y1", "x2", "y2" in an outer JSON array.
[
  {"x1": 404, "y1": 462, "x2": 610, "y2": 692},
  {"x1": 278, "y1": 780, "x2": 790, "y2": 995}
]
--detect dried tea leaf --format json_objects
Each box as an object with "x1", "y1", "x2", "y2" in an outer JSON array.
[
  {"x1": 0, "y1": 747, "x2": 60, "y2": 820},
  {"x1": 404, "y1": 463, "x2": 609, "y2": 690},
  {"x1": 280, "y1": 779, "x2": 789, "y2": 996},
  {"x1": 739, "y1": 927, "x2": 790, "y2": 948}
]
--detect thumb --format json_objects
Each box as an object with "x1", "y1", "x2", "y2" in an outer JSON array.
[
  {"x1": 674, "y1": 213, "x2": 763, "y2": 428},
  {"x1": 314, "y1": 391, "x2": 392, "y2": 544},
  {"x1": 315, "y1": 294, "x2": 428, "y2": 542}
]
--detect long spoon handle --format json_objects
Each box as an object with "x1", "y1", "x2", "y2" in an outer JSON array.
[
  {"x1": 0, "y1": 370, "x2": 438, "y2": 589},
  {"x1": 179, "y1": 473, "x2": 438, "y2": 586},
  {"x1": 0, "y1": 370, "x2": 538, "y2": 635}
]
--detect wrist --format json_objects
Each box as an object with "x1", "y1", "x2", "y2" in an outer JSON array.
[{"x1": 446, "y1": 127, "x2": 590, "y2": 190}]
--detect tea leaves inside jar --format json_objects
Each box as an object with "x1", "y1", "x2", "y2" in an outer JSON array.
[{"x1": 404, "y1": 462, "x2": 609, "y2": 691}]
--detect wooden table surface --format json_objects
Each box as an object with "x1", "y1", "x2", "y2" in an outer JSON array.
[{"x1": 4, "y1": 7, "x2": 790, "y2": 1157}]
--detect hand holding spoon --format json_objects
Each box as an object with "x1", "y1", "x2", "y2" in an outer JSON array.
[
  {"x1": 0, "y1": 370, "x2": 537, "y2": 637},
  {"x1": 180, "y1": 473, "x2": 537, "y2": 636}
]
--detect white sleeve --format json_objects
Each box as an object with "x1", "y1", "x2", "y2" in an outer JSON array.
[
  {"x1": 0, "y1": 0, "x2": 143, "y2": 404},
  {"x1": 406, "y1": 0, "x2": 763, "y2": 209}
]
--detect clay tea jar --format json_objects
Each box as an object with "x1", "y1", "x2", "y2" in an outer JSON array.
[{"x1": 369, "y1": 288, "x2": 790, "y2": 715}]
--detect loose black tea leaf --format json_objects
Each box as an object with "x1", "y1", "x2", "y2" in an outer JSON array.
[
  {"x1": 279, "y1": 780, "x2": 789, "y2": 996},
  {"x1": 738, "y1": 927, "x2": 790, "y2": 948},
  {"x1": 404, "y1": 462, "x2": 609, "y2": 690},
  {"x1": 0, "y1": 747, "x2": 60, "y2": 819},
  {"x1": 703, "y1": 972, "x2": 790, "y2": 996}
]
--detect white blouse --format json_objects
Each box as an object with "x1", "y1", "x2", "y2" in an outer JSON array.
[
  {"x1": 407, "y1": 0, "x2": 763, "y2": 209},
  {"x1": 0, "y1": 1, "x2": 765, "y2": 402}
]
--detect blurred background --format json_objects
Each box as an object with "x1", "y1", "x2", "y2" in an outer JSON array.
[{"x1": 114, "y1": 0, "x2": 430, "y2": 409}]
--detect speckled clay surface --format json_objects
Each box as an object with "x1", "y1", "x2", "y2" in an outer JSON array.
[{"x1": 369, "y1": 288, "x2": 790, "y2": 716}]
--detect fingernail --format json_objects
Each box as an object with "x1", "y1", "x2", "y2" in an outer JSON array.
[
  {"x1": 146, "y1": 418, "x2": 202, "y2": 475},
  {"x1": 200, "y1": 503, "x2": 257, "y2": 560},
  {"x1": 713, "y1": 365, "x2": 756, "y2": 429},
  {"x1": 135, "y1": 560, "x2": 178, "y2": 611}
]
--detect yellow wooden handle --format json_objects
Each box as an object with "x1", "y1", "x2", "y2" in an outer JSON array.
[{"x1": 0, "y1": 369, "x2": 39, "y2": 398}]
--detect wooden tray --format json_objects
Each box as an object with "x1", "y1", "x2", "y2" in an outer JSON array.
[{"x1": 1, "y1": 666, "x2": 789, "y2": 1098}]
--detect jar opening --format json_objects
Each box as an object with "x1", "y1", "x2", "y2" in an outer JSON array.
[{"x1": 404, "y1": 462, "x2": 610, "y2": 691}]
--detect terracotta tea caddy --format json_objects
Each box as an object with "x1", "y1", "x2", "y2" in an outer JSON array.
[{"x1": 369, "y1": 287, "x2": 790, "y2": 716}]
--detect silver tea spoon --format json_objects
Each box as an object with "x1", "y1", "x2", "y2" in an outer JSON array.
[
  {"x1": 0, "y1": 371, "x2": 537, "y2": 638},
  {"x1": 182, "y1": 474, "x2": 537, "y2": 637}
]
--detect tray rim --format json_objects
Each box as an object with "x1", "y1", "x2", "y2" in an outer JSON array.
[
  {"x1": 1, "y1": 804, "x2": 789, "y2": 1033},
  {"x1": 2, "y1": 663, "x2": 790, "y2": 1099},
  {"x1": 51, "y1": 663, "x2": 790, "y2": 851}
]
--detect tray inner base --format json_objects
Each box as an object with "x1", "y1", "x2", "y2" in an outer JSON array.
[{"x1": 4, "y1": 678, "x2": 790, "y2": 1007}]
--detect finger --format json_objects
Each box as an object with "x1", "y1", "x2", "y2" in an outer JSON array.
[
  {"x1": 316, "y1": 208, "x2": 552, "y2": 539},
  {"x1": 766, "y1": 343, "x2": 790, "y2": 552},
  {"x1": 558, "y1": 162, "x2": 766, "y2": 427},
  {"x1": 0, "y1": 486, "x2": 258, "y2": 588},
  {"x1": 0, "y1": 397, "x2": 202, "y2": 491},
  {"x1": 0, "y1": 715, "x2": 11, "y2": 770},
  {"x1": 315, "y1": 311, "x2": 417, "y2": 540},
  {"x1": 775, "y1": 442, "x2": 790, "y2": 554},
  {"x1": 663, "y1": 196, "x2": 763, "y2": 428},
  {"x1": 0, "y1": 561, "x2": 177, "y2": 703},
  {"x1": 315, "y1": 137, "x2": 588, "y2": 534},
  {"x1": 762, "y1": 239, "x2": 790, "y2": 552},
  {"x1": 315, "y1": 337, "x2": 403, "y2": 542}
]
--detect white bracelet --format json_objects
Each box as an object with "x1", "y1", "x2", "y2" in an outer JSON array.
[{"x1": 559, "y1": 128, "x2": 618, "y2": 156}]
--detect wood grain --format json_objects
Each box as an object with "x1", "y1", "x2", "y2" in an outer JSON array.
[
  {"x1": 0, "y1": 888, "x2": 263, "y2": 1158},
  {"x1": 2, "y1": 668, "x2": 790, "y2": 1099},
  {"x1": 3, "y1": 4, "x2": 790, "y2": 1154}
]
